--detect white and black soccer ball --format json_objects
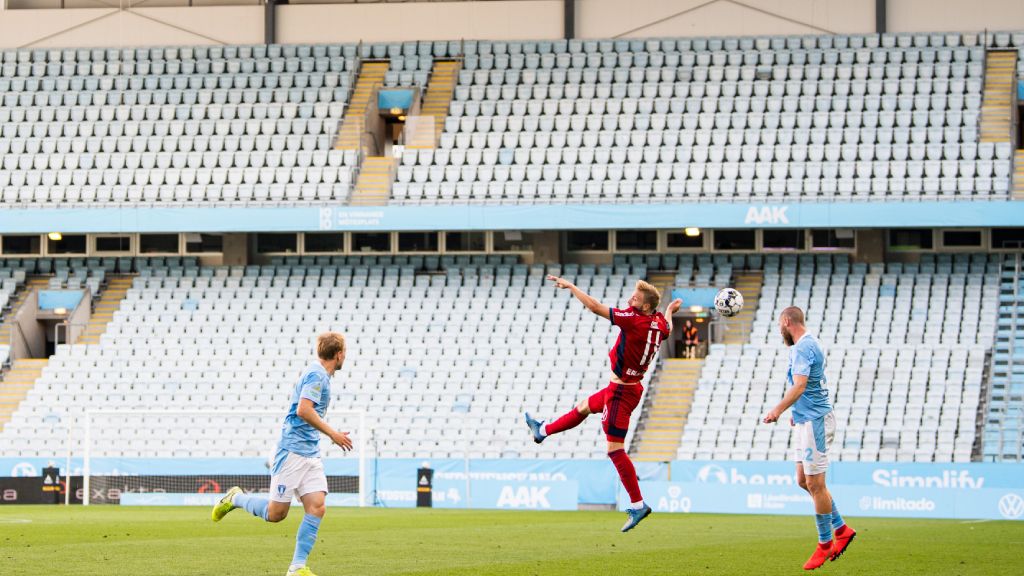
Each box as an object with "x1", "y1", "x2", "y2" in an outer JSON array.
[{"x1": 714, "y1": 288, "x2": 744, "y2": 317}]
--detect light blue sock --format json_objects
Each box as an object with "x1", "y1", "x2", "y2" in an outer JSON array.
[
  {"x1": 290, "y1": 514, "x2": 322, "y2": 569},
  {"x1": 815, "y1": 513, "x2": 833, "y2": 543},
  {"x1": 233, "y1": 493, "x2": 269, "y2": 521},
  {"x1": 830, "y1": 499, "x2": 845, "y2": 530}
]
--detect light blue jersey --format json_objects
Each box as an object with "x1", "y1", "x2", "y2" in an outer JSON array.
[
  {"x1": 788, "y1": 333, "x2": 832, "y2": 424},
  {"x1": 274, "y1": 362, "x2": 331, "y2": 474}
]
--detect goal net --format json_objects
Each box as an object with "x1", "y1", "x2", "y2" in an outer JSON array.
[{"x1": 79, "y1": 410, "x2": 367, "y2": 507}]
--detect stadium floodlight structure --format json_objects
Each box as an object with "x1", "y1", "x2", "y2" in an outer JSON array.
[{"x1": 81, "y1": 409, "x2": 367, "y2": 507}]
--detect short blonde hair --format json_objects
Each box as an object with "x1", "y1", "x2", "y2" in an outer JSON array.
[
  {"x1": 635, "y1": 280, "x2": 661, "y2": 311},
  {"x1": 317, "y1": 332, "x2": 346, "y2": 360}
]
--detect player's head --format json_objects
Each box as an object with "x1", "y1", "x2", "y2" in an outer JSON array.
[
  {"x1": 628, "y1": 280, "x2": 661, "y2": 314},
  {"x1": 778, "y1": 306, "x2": 805, "y2": 346},
  {"x1": 317, "y1": 332, "x2": 347, "y2": 374}
]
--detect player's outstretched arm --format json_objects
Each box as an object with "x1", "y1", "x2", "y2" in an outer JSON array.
[
  {"x1": 296, "y1": 398, "x2": 354, "y2": 451},
  {"x1": 547, "y1": 274, "x2": 610, "y2": 319},
  {"x1": 664, "y1": 298, "x2": 682, "y2": 333},
  {"x1": 763, "y1": 375, "x2": 807, "y2": 424}
]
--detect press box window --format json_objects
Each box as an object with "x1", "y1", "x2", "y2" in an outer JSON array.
[
  {"x1": 352, "y1": 232, "x2": 391, "y2": 252},
  {"x1": 811, "y1": 229, "x2": 856, "y2": 250},
  {"x1": 942, "y1": 230, "x2": 982, "y2": 248},
  {"x1": 256, "y1": 233, "x2": 298, "y2": 254},
  {"x1": 304, "y1": 233, "x2": 345, "y2": 253},
  {"x1": 140, "y1": 234, "x2": 179, "y2": 254},
  {"x1": 762, "y1": 230, "x2": 805, "y2": 250},
  {"x1": 567, "y1": 231, "x2": 609, "y2": 251},
  {"x1": 666, "y1": 230, "x2": 705, "y2": 249},
  {"x1": 185, "y1": 233, "x2": 224, "y2": 253},
  {"x1": 445, "y1": 232, "x2": 486, "y2": 252},
  {"x1": 888, "y1": 229, "x2": 933, "y2": 250},
  {"x1": 2, "y1": 235, "x2": 41, "y2": 255},
  {"x1": 94, "y1": 236, "x2": 132, "y2": 253},
  {"x1": 493, "y1": 231, "x2": 535, "y2": 252},
  {"x1": 615, "y1": 230, "x2": 656, "y2": 251},
  {"x1": 712, "y1": 230, "x2": 755, "y2": 251},
  {"x1": 398, "y1": 232, "x2": 438, "y2": 252},
  {"x1": 48, "y1": 234, "x2": 86, "y2": 254},
  {"x1": 991, "y1": 228, "x2": 1024, "y2": 249}
]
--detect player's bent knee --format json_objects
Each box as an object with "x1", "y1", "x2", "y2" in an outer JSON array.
[
  {"x1": 575, "y1": 399, "x2": 591, "y2": 415},
  {"x1": 606, "y1": 442, "x2": 625, "y2": 454}
]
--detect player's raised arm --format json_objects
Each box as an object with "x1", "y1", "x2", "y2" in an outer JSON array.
[
  {"x1": 763, "y1": 373, "x2": 808, "y2": 424},
  {"x1": 664, "y1": 298, "x2": 682, "y2": 334},
  {"x1": 547, "y1": 274, "x2": 610, "y2": 319}
]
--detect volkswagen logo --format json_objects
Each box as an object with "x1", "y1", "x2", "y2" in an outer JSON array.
[{"x1": 998, "y1": 493, "x2": 1024, "y2": 520}]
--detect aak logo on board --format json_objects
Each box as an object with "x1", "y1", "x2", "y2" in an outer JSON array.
[{"x1": 744, "y1": 206, "x2": 790, "y2": 225}]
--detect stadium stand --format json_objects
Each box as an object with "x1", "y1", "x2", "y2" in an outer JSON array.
[
  {"x1": 394, "y1": 33, "x2": 1016, "y2": 205},
  {"x1": 678, "y1": 253, "x2": 1001, "y2": 463},
  {"x1": 0, "y1": 257, "x2": 651, "y2": 460},
  {"x1": 0, "y1": 44, "x2": 357, "y2": 206}
]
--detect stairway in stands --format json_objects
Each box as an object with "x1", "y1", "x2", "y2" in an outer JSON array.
[
  {"x1": 0, "y1": 277, "x2": 49, "y2": 338},
  {"x1": 334, "y1": 61, "x2": 389, "y2": 151},
  {"x1": 77, "y1": 276, "x2": 134, "y2": 345},
  {"x1": 0, "y1": 358, "x2": 47, "y2": 432},
  {"x1": 723, "y1": 271, "x2": 763, "y2": 344},
  {"x1": 406, "y1": 60, "x2": 460, "y2": 150},
  {"x1": 984, "y1": 254, "x2": 1024, "y2": 461},
  {"x1": 980, "y1": 50, "x2": 1016, "y2": 144},
  {"x1": 1013, "y1": 150, "x2": 1024, "y2": 199},
  {"x1": 350, "y1": 156, "x2": 396, "y2": 205},
  {"x1": 632, "y1": 358, "x2": 703, "y2": 461}
]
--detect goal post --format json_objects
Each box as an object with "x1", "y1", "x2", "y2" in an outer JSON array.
[{"x1": 81, "y1": 409, "x2": 368, "y2": 507}]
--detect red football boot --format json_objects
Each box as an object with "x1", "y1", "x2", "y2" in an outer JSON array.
[
  {"x1": 831, "y1": 525, "x2": 857, "y2": 561},
  {"x1": 803, "y1": 541, "x2": 834, "y2": 571}
]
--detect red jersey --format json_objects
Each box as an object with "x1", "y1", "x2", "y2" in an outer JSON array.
[{"x1": 608, "y1": 306, "x2": 670, "y2": 384}]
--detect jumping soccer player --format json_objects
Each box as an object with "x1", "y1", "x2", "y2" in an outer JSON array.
[
  {"x1": 212, "y1": 332, "x2": 354, "y2": 576},
  {"x1": 763, "y1": 307, "x2": 856, "y2": 570},
  {"x1": 525, "y1": 276, "x2": 681, "y2": 532}
]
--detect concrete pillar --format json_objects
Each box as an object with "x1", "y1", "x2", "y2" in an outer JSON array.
[{"x1": 222, "y1": 233, "x2": 249, "y2": 267}]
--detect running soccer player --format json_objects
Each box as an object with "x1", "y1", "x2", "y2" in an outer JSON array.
[
  {"x1": 525, "y1": 276, "x2": 681, "y2": 532},
  {"x1": 763, "y1": 307, "x2": 856, "y2": 570},
  {"x1": 212, "y1": 332, "x2": 354, "y2": 576}
]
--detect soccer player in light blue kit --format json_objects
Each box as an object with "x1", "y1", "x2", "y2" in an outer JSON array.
[
  {"x1": 763, "y1": 307, "x2": 856, "y2": 571},
  {"x1": 212, "y1": 332, "x2": 354, "y2": 576}
]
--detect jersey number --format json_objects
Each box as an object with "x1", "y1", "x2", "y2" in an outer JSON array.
[{"x1": 638, "y1": 327, "x2": 662, "y2": 367}]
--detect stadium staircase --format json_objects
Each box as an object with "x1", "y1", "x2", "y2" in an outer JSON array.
[
  {"x1": 0, "y1": 277, "x2": 49, "y2": 338},
  {"x1": 979, "y1": 50, "x2": 1017, "y2": 144},
  {"x1": 406, "y1": 60, "x2": 460, "y2": 150},
  {"x1": 77, "y1": 276, "x2": 134, "y2": 345},
  {"x1": 723, "y1": 271, "x2": 763, "y2": 345},
  {"x1": 985, "y1": 254, "x2": 1024, "y2": 461},
  {"x1": 350, "y1": 156, "x2": 396, "y2": 205},
  {"x1": 0, "y1": 359, "x2": 48, "y2": 432},
  {"x1": 631, "y1": 358, "x2": 703, "y2": 462},
  {"x1": 334, "y1": 61, "x2": 389, "y2": 151},
  {"x1": 1014, "y1": 150, "x2": 1024, "y2": 199}
]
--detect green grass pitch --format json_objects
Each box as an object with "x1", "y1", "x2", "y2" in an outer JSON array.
[{"x1": 1, "y1": 506, "x2": 1022, "y2": 575}]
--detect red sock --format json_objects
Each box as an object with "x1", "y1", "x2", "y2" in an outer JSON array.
[
  {"x1": 543, "y1": 408, "x2": 587, "y2": 436},
  {"x1": 609, "y1": 449, "x2": 642, "y2": 503}
]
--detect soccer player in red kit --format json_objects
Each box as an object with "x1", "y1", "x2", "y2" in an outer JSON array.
[{"x1": 526, "y1": 276, "x2": 681, "y2": 532}]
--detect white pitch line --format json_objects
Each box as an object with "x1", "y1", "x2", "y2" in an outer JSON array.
[{"x1": 960, "y1": 519, "x2": 992, "y2": 524}]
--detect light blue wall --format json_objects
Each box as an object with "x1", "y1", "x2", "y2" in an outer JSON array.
[{"x1": 3, "y1": 201, "x2": 1023, "y2": 234}]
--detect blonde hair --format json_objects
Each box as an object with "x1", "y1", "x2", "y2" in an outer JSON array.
[
  {"x1": 317, "y1": 332, "x2": 346, "y2": 360},
  {"x1": 635, "y1": 280, "x2": 661, "y2": 312}
]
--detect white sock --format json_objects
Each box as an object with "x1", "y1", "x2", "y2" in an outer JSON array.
[
  {"x1": 631, "y1": 500, "x2": 645, "y2": 510},
  {"x1": 539, "y1": 422, "x2": 547, "y2": 437},
  {"x1": 288, "y1": 564, "x2": 304, "y2": 573}
]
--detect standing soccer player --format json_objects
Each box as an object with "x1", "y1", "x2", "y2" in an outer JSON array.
[
  {"x1": 212, "y1": 332, "x2": 354, "y2": 576},
  {"x1": 763, "y1": 307, "x2": 856, "y2": 570},
  {"x1": 525, "y1": 276, "x2": 681, "y2": 532}
]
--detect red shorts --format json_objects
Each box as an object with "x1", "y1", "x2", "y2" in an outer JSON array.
[{"x1": 587, "y1": 382, "x2": 644, "y2": 443}]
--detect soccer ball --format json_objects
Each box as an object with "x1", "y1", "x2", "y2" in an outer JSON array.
[{"x1": 714, "y1": 288, "x2": 744, "y2": 317}]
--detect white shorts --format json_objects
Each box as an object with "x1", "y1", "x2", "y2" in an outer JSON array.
[
  {"x1": 269, "y1": 452, "x2": 328, "y2": 503},
  {"x1": 792, "y1": 411, "x2": 836, "y2": 476}
]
